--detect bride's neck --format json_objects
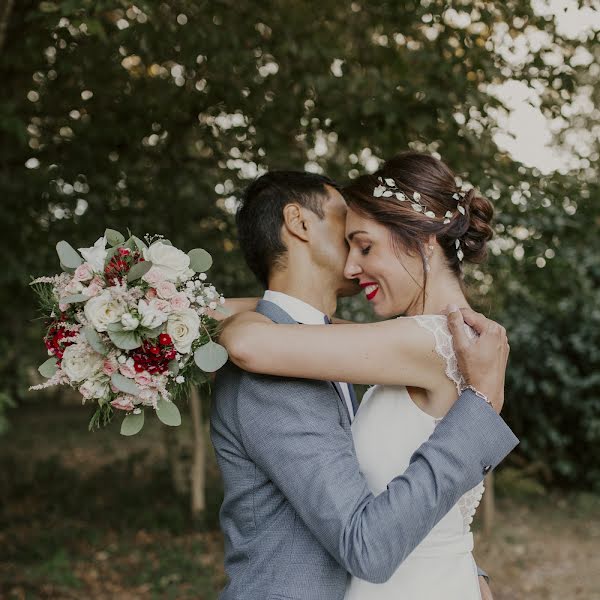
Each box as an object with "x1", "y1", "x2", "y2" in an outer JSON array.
[{"x1": 407, "y1": 269, "x2": 469, "y2": 316}]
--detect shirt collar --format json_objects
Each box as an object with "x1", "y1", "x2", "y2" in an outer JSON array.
[{"x1": 263, "y1": 290, "x2": 327, "y2": 325}]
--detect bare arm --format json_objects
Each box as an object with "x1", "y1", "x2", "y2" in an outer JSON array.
[
  {"x1": 219, "y1": 311, "x2": 448, "y2": 391},
  {"x1": 205, "y1": 297, "x2": 259, "y2": 321}
]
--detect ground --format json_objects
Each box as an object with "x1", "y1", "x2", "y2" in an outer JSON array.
[{"x1": 1, "y1": 404, "x2": 598, "y2": 599}]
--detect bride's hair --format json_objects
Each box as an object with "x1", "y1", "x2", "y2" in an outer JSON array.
[{"x1": 342, "y1": 151, "x2": 494, "y2": 282}]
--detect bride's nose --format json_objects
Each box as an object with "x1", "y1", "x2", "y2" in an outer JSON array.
[{"x1": 344, "y1": 255, "x2": 362, "y2": 279}]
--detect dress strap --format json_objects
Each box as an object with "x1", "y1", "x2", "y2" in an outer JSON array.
[{"x1": 411, "y1": 315, "x2": 475, "y2": 393}]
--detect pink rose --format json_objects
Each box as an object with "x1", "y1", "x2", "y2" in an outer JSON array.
[
  {"x1": 102, "y1": 358, "x2": 119, "y2": 376},
  {"x1": 170, "y1": 292, "x2": 190, "y2": 311},
  {"x1": 155, "y1": 280, "x2": 177, "y2": 300},
  {"x1": 143, "y1": 267, "x2": 166, "y2": 286},
  {"x1": 90, "y1": 275, "x2": 105, "y2": 287},
  {"x1": 119, "y1": 363, "x2": 136, "y2": 379},
  {"x1": 111, "y1": 396, "x2": 135, "y2": 411},
  {"x1": 74, "y1": 263, "x2": 94, "y2": 282},
  {"x1": 84, "y1": 282, "x2": 103, "y2": 298},
  {"x1": 145, "y1": 288, "x2": 158, "y2": 300},
  {"x1": 152, "y1": 298, "x2": 172, "y2": 314},
  {"x1": 134, "y1": 371, "x2": 153, "y2": 386}
]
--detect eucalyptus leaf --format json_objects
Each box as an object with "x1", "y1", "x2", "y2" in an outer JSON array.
[
  {"x1": 168, "y1": 360, "x2": 180, "y2": 376},
  {"x1": 194, "y1": 341, "x2": 228, "y2": 373},
  {"x1": 156, "y1": 398, "x2": 181, "y2": 427},
  {"x1": 60, "y1": 262, "x2": 76, "y2": 274},
  {"x1": 83, "y1": 326, "x2": 108, "y2": 355},
  {"x1": 144, "y1": 325, "x2": 163, "y2": 338},
  {"x1": 56, "y1": 241, "x2": 83, "y2": 269},
  {"x1": 108, "y1": 328, "x2": 142, "y2": 350},
  {"x1": 120, "y1": 411, "x2": 144, "y2": 436},
  {"x1": 108, "y1": 322, "x2": 124, "y2": 332},
  {"x1": 105, "y1": 228, "x2": 125, "y2": 246},
  {"x1": 131, "y1": 236, "x2": 148, "y2": 251},
  {"x1": 127, "y1": 260, "x2": 153, "y2": 282},
  {"x1": 38, "y1": 357, "x2": 58, "y2": 378},
  {"x1": 111, "y1": 373, "x2": 141, "y2": 396},
  {"x1": 214, "y1": 304, "x2": 231, "y2": 316},
  {"x1": 188, "y1": 248, "x2": 213, "y2": 273},
  {"x1": 60, "y1": 293, "x2": 89, "y2": 304}
]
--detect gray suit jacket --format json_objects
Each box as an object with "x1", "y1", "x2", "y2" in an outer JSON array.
[{"x1": 211, "y1": 300, "x2": 518, "y2": 600}]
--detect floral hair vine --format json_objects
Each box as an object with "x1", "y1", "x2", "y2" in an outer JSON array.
[{"x1": 372, "y1": 177, "x2": 467, "y2": 262}]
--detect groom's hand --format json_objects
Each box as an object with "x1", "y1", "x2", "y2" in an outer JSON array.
[{"x1": 446, "y1": 305, "x2": 509, "y2": 414}]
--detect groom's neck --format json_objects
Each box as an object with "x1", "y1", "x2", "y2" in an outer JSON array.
[{"x1": 268, "y1": 271, "x2": 338, "y2": 317}]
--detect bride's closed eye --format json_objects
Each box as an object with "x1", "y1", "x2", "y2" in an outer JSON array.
[{"x1": 361, "y1": 245, "x2": 372, "y2": 256}]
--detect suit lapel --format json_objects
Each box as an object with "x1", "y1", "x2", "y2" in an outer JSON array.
[{"x1": 256, "y1": 300, "x2": 353, "y2": 421}]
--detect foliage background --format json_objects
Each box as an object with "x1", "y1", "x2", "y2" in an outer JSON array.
[{"x1": 3, "y1": 0, "x2": 598, "y2": 486}]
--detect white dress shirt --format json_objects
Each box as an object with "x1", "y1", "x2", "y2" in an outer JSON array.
[{"x1": 263, "y1": 290, "x2": 355, "y2": 421}]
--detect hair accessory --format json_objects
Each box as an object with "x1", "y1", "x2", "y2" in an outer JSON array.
[{"x1": 373, "y1": 177, "x2": 467, "y2": 262}]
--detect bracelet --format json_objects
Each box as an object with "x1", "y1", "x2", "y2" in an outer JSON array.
[{"x1": 460, "y1": 384, "x2": 492, "y2": 407}]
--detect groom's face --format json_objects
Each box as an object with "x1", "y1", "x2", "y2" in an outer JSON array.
[{"x1": 310, "y1": 186, "x2": 361, "y2": 297}]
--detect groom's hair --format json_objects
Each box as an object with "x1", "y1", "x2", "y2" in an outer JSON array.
[{"x1": 237, "y1": 171, "x2": 339, "y2": 288}]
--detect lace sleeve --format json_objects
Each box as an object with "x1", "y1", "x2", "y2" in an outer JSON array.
[{"x1": 411, "y1": 315, "x2": 476, "y2": 393}]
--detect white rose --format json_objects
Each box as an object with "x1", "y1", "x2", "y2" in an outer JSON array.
[
  {"x1": 78, "y1": 237, "x2": 108, "y2": 273},
  {"x1": 143, "y1": 242, "x2": 193, "y2": 283},
  {"x1": 137, "y1": 299, "x2": 169, "y2": 329},
  {"x1": 166, "y1": 308, "x2": 200, "y2": 354},
  {"x1": 62, "y1": 342, "x2": 104, "y2": 383},
  {"x1": 80, "y1": 374, "x2": 110, "y2": 399},
  {"x1": 121, "y1": 313, "x2": 140, "y2": 331},
  {"x1": 84, "y1": 290, "x2": 127, "y2": 332}
]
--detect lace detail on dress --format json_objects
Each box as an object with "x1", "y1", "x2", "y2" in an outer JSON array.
[
  {"x1": 457, "y1": 481, "x2": 485, "y2": 533},
  {"x1": 412, "y1": 314, "x2": 483, "y2": 531},
  {"x1": 411, "y1": 314, "x2": 476, "y2": 393}
]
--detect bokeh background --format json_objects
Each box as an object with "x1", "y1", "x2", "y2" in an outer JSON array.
[{"x1": 1, "y1": 1, "x2": 599, "y2": 598}]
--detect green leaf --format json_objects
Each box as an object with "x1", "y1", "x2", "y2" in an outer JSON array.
[
  {"x1": 156, "y1": 398, "x2": 181, "y2": 426},
  {"x1": 56, "y1": 241, "x2": 83, "y2": 269},
  {"x1": 188, "y1": 248, "x2": 213, "y2": 273},
  {"x1": 214, "y1": 304, "x2": 231, "y2": 316},
  {"x1": 108, "y1": 328, "x2": 142, "y2": 350},
  {"x1": 60, "y1": 293, "x2": 89, "y2": 304},
  {"x1": 83, "y1": 326, "x2": 108, "y2": 355},
  {"x1": 168, "y1": 360, "x2": 180, "y2": 375},
  {"x1": 144, "y1": 325, "x2": 163, "y2": 338},
  {"x1": 131, "y1": 236, "x2": 148, "y2": 251},
  {"x1": 120, "y1": 411, "x2": 144, "y2": 436},
  {"x1": 105, "y1": 228, "x2": 125, "y2": 246},
  {"x1": 108, "y1": 322, "x2": 124, "y2": 332},
  {"x1": 194, "y1": 341, "x2": 228, "y2": 372},
  {"x1": 111, "y1": 373, "x2": 140, "y2": 396},
  {"x1": 127, "y1": 260, "x2": 153, "y2": 282},
  {"x1": 38, "y1": 357, "x2": 58, "y2": 378},
  {"x1": 60, "y1": 262, "x2": 75, "y2": 274}
]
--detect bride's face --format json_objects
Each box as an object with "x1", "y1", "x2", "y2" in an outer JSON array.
[{"x1": 343, "y1": 208, "x2": 425, "y2": 317}]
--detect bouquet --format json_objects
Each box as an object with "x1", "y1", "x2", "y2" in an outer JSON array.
[{"x1": 30, "y1": 229, "x2": 228, "y2": 435}]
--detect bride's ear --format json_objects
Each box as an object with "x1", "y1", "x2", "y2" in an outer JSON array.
[{"x1": 282, "y1": 203, "x2": 310, "y2": 242}]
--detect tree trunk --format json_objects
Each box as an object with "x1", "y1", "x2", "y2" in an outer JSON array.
[
  {"x1": 163, "y1": 424, "x2": 188, "y2": 496},
  {"x1": 189, "y1": 385, "x2": 206, "y2": 518},
  {"x1": 0, "y1": 0, "x2": 14, "y2": 54}
]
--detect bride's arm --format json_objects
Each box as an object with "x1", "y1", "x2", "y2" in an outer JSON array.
[
  {"x1": 219, "y1": 312, "x2": 448, "y2": 391},
  {"x1": 205, "y1": 298, "x2": 259, "y2": 321}
]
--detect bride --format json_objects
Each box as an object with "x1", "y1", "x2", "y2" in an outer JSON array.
[{"x1": 219, "y1": 152, "x2": 502, "y2": 600}]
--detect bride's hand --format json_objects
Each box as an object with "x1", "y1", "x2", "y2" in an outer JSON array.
[
  {"x1": 218, "y1": 311, "x2": 271, "y2": 368},
  {"x1": 478, "y1": 576, "x2": 494, "y2": 600}
]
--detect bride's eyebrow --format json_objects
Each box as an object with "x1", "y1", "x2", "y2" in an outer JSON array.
[{"x1": 346, "y1": 230, "x2": 368, "y2": 242}]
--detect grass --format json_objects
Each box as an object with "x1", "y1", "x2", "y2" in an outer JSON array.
[{"x1": 1, "y1": 402, "x2": 599, "y2": 599}]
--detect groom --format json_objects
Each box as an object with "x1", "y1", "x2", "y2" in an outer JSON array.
[{"x1": 211, "y1": 171, "x2": 518, "y2": 600}]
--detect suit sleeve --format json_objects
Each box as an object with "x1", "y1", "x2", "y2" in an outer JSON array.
[{"x1": 237, "y1": 376, "x2": 517, "y2": 584}]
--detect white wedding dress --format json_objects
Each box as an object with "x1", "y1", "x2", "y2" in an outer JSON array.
[{"x1": 345, "y1": 315, "x2": 484, "y2": 600}]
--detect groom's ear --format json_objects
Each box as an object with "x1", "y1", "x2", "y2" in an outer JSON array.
[{"x1": 282, "y1": 203, "x2": 310, "y2": 242}]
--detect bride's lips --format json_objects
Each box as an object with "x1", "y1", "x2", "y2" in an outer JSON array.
[{"x1": 360, "y1": 281, "x2": 380, "y2": 301}]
